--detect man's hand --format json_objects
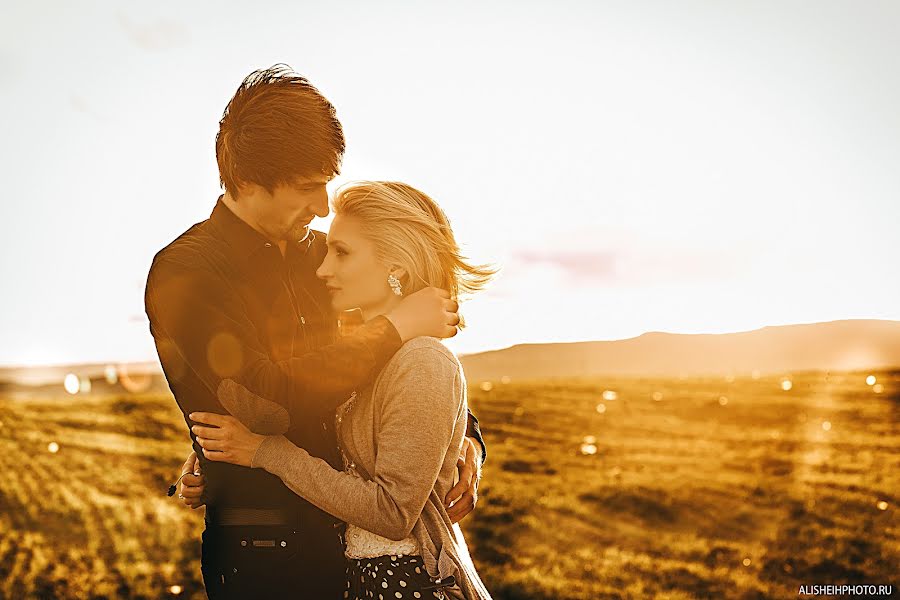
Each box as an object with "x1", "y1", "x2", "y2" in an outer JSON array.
[
  {"x1": 444, "y1": 436, "x2": 483, "y2": 523},
  {"x1": 386, "y1": 287, "x2": 460, "y2": 342},
  {"x1": 177, "y1": 450, "x2": 206, "y2": 509}
]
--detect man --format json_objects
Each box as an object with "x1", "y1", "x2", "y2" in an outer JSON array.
[{"x1": 144, "y1": 65, "x2": 486, "y2": 599}]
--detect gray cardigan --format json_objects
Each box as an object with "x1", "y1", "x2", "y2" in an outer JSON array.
[{"x1": 231, "y1": 337, "x2": 491, "y2": 600}]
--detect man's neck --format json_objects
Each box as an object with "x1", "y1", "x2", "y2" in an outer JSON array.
[{"x1": 222, "y1": 192, "x2": 288, "y2": 257}]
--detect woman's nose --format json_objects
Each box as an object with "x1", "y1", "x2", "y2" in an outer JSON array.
[{"x1": 316, "y1": 256, "x2": 332, "y2": 280}]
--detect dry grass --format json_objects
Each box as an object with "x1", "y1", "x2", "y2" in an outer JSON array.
[{"x1": 0, "y1": 369, "x2": 897, "y2": 599}]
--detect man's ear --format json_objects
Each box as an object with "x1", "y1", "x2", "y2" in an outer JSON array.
[{"x1": 229, "y1": 180, "x2": 258, "y2": 201}]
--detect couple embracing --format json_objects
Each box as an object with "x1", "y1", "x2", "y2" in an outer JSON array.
[{"x1": 145, "y1": 66, "x2": 495, "y2": 599}]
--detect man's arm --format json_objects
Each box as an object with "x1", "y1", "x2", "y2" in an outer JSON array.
[{"x1": 145, "y1": 256, "x2": 455, "y2": 426}]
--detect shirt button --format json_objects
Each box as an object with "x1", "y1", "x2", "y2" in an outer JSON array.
[
  {"x1": 264, "y1": 243, "x2": 272, "y2": 248},
  {"x1": 300, "y1": 316, "x2": 306, "y2": 325}
]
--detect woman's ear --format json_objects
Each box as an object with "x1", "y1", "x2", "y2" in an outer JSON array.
[{"x1": 390, "y1": 266, "x2": 408, "y2": 282}]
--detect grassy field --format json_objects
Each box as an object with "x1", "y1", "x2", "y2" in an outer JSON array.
[{"x1": 0, "y1": 370, "x2": 897, "y2": 599}]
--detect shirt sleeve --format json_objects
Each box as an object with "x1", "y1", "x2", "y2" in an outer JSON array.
[
  {"x1": 145, "y1": 255, "x2": 402, "y2": 426},
  {"x1": 251, "y1": 346, "x2": 464, "y2": 541},
  {"x1": 464, "y1": 409, "x2": 486, "y2": 464}
]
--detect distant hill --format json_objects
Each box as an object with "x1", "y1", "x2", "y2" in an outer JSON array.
[
  {"x1": 3, "y1": 319, "x2": 899, "y2": 390},
  {"x1": 458, "y1": 319, "x2": 900, "y2": 382}
]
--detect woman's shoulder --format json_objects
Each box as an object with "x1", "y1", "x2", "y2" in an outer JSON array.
[
  {"x1": 398, "y1": 336, "x2": 458, "y2": 361},
  {"x1": 380, "y1": 336, "x2": 464, "y2": 387},
  {"x1": 394, "y1": 336, "x2": 462, "y2": 370}
]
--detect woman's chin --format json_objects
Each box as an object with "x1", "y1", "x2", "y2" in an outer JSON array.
[{"x1": 330, "y1": 297, "x2": 353, "y2": 313}]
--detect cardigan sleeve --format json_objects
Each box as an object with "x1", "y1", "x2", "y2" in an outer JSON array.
[{"x1": 251, "y1": 345, "x2": 464, "y2": 540}]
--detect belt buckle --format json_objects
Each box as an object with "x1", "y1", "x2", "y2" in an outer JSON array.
[{"x1": 238, "y1": 537, "x2": 290, "y2": 549}]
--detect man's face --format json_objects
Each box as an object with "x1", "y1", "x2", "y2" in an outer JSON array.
[{"x1": 252, "y1": 175, "x2": 331, "y2": 243}]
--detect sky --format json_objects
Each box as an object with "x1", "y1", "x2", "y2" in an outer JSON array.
[{"x1": 1, "y1": 1, "x2": 899, "y2": 366}]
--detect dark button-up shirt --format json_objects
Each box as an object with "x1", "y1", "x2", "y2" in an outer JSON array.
[{"x1": 145, "y1": 198, "x2": 484, "y2": 529}]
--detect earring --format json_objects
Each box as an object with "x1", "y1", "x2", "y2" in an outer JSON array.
[{"x1": 388, "y1": 273, "x2": 403, "y2": 297}]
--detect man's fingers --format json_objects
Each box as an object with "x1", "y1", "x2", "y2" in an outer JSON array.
[
  {"x1": 447, "y1": 492, "x2": 476, "y2": 523},
  {"x1": 444, "y1": 478, "x2": 468, "y2": 507},
  {"x1": 181, "y1": 472, "x2": 205, "y2": 487},
  {"x1": 446, "y1": 454, "x2": 474, "y2": 506},
  {"x1": 181, "y1": 486, "x2": 203, "y2": 498},
  {"x1": 181, "y1": 451, "x2": 196, "y2": 473},
  {"x1": 180, "y1": 485, "x2": 203, "y2": 498},
  {"x1": 458, "y1": 463, "x2": 475, "y2": 489}
]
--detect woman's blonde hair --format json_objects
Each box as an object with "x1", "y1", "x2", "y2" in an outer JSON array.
[{"x1": 332, "y1": 181, "x2": 496, "y2": 325}]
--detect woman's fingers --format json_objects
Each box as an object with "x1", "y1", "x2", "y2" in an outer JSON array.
[
  {"x1": 201, "y1": 447, "x2": 226, "y2": 461},
  {"x1": 189, "y1": 412, "x2": 228, "y2": 427},
  {"x1": 195, "y1": 436, "x2": 228, "y2": 452},
  {"x1": 191, "y1": 424, "x2": 225, "y2": 439}
]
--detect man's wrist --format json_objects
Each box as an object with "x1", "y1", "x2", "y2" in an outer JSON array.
[{"x1": 383, "y1": 312, "x2": 412, "y2": 343}]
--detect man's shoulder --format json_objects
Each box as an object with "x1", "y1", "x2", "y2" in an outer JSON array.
[{"x1": 150, "y1": 219, "x2": 221, "y2": 273}]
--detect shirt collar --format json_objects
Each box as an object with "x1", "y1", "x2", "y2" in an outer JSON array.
[{"x1": 209, "y1": 195, "x2": 317, "y2": 263}]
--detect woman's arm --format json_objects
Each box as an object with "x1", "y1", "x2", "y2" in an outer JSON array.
[{"x1": 193, "y1": 345, "x2": 464, "y2": 540}]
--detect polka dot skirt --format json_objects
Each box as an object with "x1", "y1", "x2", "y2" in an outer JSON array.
[{"x1": 344, "y1": 554, "x2": 448, "y2": 599}]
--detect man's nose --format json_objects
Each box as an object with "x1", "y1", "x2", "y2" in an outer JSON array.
[{"x1": 311, "y1": 190, "x2": 329, "y2": 219}]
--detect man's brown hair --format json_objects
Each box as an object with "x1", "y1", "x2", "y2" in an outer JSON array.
[{"x1": 215, "y1": 64, "x2": 345, "y2": 197}]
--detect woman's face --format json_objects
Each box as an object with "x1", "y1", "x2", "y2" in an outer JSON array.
[{"x1": 316, "y1": 214, "x2": 400, "y2": 317}]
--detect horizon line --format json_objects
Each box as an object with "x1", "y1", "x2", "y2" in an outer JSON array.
[{"x1": 2, "y1": 316, "x2": 897, "y2": 370}]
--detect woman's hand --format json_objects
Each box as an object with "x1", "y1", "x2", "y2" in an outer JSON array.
[{"x1": 190, "y1": 412, "x2": 266, "y2": 468}]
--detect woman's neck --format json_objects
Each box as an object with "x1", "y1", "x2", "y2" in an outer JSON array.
[{"x1": 360, "y1": 295, "x2": 403, "y2": 324}]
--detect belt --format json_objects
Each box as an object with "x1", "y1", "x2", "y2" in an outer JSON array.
[
  {"x1": 208, "y1": 507, "x2": 344, "y2": 532},
  {"x1": 208, "y1": 507, "x2": 294, "y2": 527}
]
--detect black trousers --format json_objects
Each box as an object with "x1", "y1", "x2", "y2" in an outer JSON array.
[{"x1": 201, "y1": 524, "x2": 346, "y2": 600}]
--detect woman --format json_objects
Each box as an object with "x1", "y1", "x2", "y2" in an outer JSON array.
[{"x1": 189, "y1": 181, "x2": 495, "y2": 600}]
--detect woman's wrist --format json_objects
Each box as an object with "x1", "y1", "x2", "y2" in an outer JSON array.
[{"x1": 251, "y1": 434, "x2": 287, "y2": 471}]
